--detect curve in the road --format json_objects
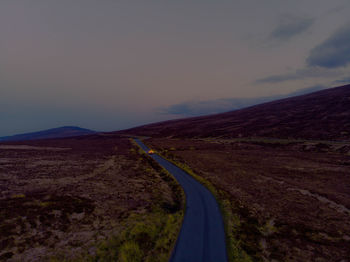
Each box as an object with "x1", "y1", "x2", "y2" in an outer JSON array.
[{"x1": 134, "y1": 139, "x2": 228, "y2": 262}]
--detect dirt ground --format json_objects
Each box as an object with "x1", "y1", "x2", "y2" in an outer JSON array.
[
  {"x1": 0, "y1": 135, "x2": 177, "y2": 261},
  {"x1": 146, "y1": 138, "x2": 350, "y2": 262}
]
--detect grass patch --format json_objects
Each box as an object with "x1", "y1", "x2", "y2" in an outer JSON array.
[
  {"x1": 119, "y1": 241, "x2": 142, "y2": 262},
  {"x1": 91, "y1": 210, "x2": 183, "y2": 262},
  {"x1": 11, "y1": 194, "x2": 26, "y2": 199}
]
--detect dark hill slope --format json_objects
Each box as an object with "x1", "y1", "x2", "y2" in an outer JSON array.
[
  {"x1": 121, "y1": 84, "x2": 350, "y2": 140},
  {"x1": 0, "y1": 126, "x2": 96, "y2": 142}
]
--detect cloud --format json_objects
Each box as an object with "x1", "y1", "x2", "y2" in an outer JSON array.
[
  {"x1": 255, "y1": 67, "x2": 341, "y2": 84},
  {"x1": 307, "y1": 23, "x2": 350, "y2": 68},
  {"x1": 287, "y1": 85, "x2": 326, "y2": 96},
  {"x1": 160, "y1": 98, "x2": 258, "y2": 116},
  {"x1": 334, "y1": 76, "x2": 350, "y2": 84},
  {"x1": 270, "y1": 16, "x2": 314, "y2": 41},
  {"x1": 161, "y1": 85, "x2": 326, "y2": 116},
  {"x1": 257, "y1": 23, "x2": 350, "y2": 85}
]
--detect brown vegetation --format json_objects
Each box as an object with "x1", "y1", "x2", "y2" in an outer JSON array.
[
  {"x1": 0, "y1": 134, "x2": 183, "y2": 261},
  {"x1": 146, "y1": 138, "x2": 350, "y2": 261}
]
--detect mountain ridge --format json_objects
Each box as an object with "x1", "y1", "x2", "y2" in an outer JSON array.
[{"x1": 0, "y1": 126, "x2": 96, "y2": 142}]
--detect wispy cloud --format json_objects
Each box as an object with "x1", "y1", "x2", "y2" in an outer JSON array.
[
  {"x1": 160, "y1": 98, "x2": 259, "y2": 116},
  {"x1": 270, "y1": 16, "x2": 314, "y2": 41},
  {"x1": 161, "y1": 85, "x2": 326, "y2": 116},
  {"x1": 334, "y1": 76, "x2": 350, "y2": 84},
  {"x1": 255, "y1": 67, "x2": 341, "y2": 84},
  {"x1": 307, "y1": 23, "x2": 350, "y2": 68}
]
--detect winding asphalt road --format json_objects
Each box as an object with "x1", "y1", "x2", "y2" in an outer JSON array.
[{"x1": 134, "y1": 139, "x2": 228, "y2": 262}]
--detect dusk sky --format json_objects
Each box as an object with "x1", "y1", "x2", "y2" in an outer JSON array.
[{"x1": 1, "y1": 0, "x2": 350, "y2": 136}]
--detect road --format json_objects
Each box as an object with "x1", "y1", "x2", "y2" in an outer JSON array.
[{"x1": 134, "y1": 139, "x2": 228, "y2": 262}]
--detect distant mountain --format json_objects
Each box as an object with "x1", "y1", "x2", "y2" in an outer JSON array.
[
  {"x1": 0, "y1": 126, "x2": 96, "y2": 142},
  {"x1": 120, "y1": 84, "x2": 350, "y2": 141}
]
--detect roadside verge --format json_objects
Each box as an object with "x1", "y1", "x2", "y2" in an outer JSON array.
[{"x1": 146, "y1": 144, "x2": 254, "y2": 262}]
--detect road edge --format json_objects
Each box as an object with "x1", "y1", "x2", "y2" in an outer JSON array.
[
  {"x1": 144, "y1": 142, "x2": 256, "y2": 262},
  {"x1": 131, "y1": 139, "x2": 186, "y2": 261}
]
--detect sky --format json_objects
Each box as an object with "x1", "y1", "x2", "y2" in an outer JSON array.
[{"x1": 1, "y1": 0, "x2": 350, "y2": 136}]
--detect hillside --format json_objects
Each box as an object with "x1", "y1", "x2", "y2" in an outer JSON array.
[
  {"x1": 0, "y1": 126, "x2": 96, "y2": 142},
  {"x1": 126, "y1": 84, "x2": 350, "y2": 260},
  {"x1": 121, "y1": 84, "x2": 350, "y2": 141}
]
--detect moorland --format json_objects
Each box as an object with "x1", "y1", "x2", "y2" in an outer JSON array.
[
  {"x1": 1, "y1": 84, "x2": 350, "y2": 262},
  {"x1": 0, "y1": 134, "x2": 183, "y2": 261}
]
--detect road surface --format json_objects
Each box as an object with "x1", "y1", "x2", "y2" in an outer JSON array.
[{"x1": 134, "y1": 139, "x2": 228, "y2": 262}]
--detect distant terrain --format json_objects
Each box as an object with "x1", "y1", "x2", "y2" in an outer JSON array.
[
  {"x1": 121, "y1": 84, "x2": 350, "y2": 141},
  {"x1": 0, "y1": 126, "x2": 96, "y2": 142},
  {"x1": 1, "y1": 85, "x2": 350, "y2": 261}
]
